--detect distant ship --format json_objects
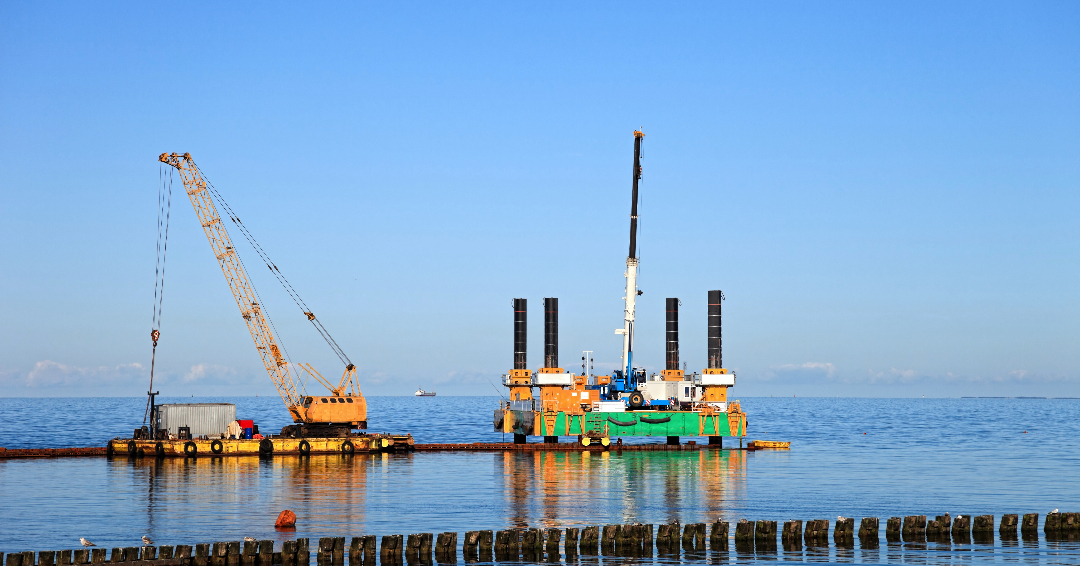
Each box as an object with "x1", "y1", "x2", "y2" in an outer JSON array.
[{"x1": 415, "y1": 388, "x2": 436, "y2": 397}]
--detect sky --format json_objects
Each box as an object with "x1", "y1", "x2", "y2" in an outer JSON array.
[{"x1": 1, "y1": 2, "x2": 1078, "y2": 399}]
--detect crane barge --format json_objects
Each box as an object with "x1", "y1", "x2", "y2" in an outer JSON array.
[
  {"x1": 110, "y1": 153, "x2": 411, "y2": 458},
  {"x1": 494, "y1": 131, "x2": 748, "y2": 446}
]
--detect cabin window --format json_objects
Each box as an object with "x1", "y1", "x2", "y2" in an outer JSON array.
[
  {"x1": 346, "y1": 398, "x2": 353, "y2": 403},
  {"x1": 322, "y1": 398, "x2": 328, "y2": 403},
  {"x1": 304, "y1": 397, "x2": 313, "y2": 406},
  {"x1": 685, "y1": 387, "x2": 690, "y2": 397},
  {"x1": 330, "y1": 398, "x2": 338, "y2": 403}
]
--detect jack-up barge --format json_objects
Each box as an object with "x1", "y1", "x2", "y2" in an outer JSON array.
[{"x1": 494, "y1": 131, "x2": 747, "y2": 446}]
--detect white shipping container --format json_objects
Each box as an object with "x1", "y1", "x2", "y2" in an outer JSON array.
[
  {"x1": 640, "y1": 381, "x2": 701, "y2": 404},
  {"x1": 156, "y1": 403, "x2": 236, "y2": 437}
]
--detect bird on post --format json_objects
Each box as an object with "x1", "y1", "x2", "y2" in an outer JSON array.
[
  {"x1": 244, "y1": 537, "x2": 256, "y2": 543},
  {"x1": 80, "y1": 538, "x2": 96, "y2": 548},
  {"x1": 142, "y1": 536, "x2": 154, "y2": 546}
]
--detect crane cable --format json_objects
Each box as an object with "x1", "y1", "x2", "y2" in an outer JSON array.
[
  {"x1": 144, "y1": 165, "x2": 173, "y2": 425},
  {"x1": 188, "y1": 164, "x2": 303, "y2": 396},
  {"x1": 225, "y1": 221, "x2": 304, "y2": 396},
  {"x1": 192, "y1": 163, "x2": 353, "y2": 370}
]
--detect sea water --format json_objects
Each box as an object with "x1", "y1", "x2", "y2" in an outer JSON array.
[{"x1": 1, "y1": 396, "x2": 1078, "y2": 564}]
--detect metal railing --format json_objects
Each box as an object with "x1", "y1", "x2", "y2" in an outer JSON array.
[{"x1": 500, "y1": 399, "x2": 537, "y2": 412}]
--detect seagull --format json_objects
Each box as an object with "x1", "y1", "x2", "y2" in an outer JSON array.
[
  {"x1": 142, "y1": 536, "x2": 154, "y2": 546},
  {"x1": 838, "y1": 516, "x2": 847, "y2": 521},
  {"x1": 80, "y1": 539, "x2": 96, "y2": 548},
  {"x1": 244, "y1": 537, "x2": 257, "y2": 543},
  {"x1": 1052, "y1": 509, "x2": 1059, "y2": 514}
]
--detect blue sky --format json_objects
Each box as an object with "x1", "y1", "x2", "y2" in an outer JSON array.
[{"x1": 1, "y1": 2, "x2": 1078, "y2": 398}]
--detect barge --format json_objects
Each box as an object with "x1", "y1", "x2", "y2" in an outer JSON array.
[
  {"x1": 129, "y1": 153, "x2": 416, "y2": 456},
  {"x1": 494, "y1": 131, "x2": 748, "y2": 446},
  {"x1": 107, "y1": 433, "x2": 413, "y2": 458},
  {"x1": 494, "y1": 294, "x2": 747, "y2": 446}
]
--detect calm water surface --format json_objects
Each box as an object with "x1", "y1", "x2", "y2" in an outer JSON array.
[{"x1": 1, "y1": 396, "x2": 1078, "y2": 565}]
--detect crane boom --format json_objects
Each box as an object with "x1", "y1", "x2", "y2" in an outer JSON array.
[
  {"x1": 619, "y1": 131, "x2": 644, "y2": 379},
  {"x1": 159, "y1": 153, "x2": 306, "y2": 421}
]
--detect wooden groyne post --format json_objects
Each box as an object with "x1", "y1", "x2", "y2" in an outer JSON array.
[
  {"x1": 972, "y1": 515, "x2": 995, "y2": 542},
  {"x1": 5, "y1": 513, "x2": 1080, "y2": 566},
  {"x1": 1022, "y1": 513, "x2": 1040, "y2": 538},
  {"x1": 578, "y1": 526, "x2": 600, "y2": 555},
  {"x1": 833, "y1": 518, "x2": 854, "y2": 546},
  {"x1": 709, "y1": 521, "x2": 730, "y2": 551},
  {"x1": 733, "y1": 519, "x2": 754, "y2": 552},
  {"x1": 781, "y1": 520, "x2": 802, "y2": 550},
  {"x1": 999, "y1": 514, "x2": 1019, "y2": 539},
  {"x1": 885, "y1": 517, "x2": 901, "y2": 542},
  {"x1": 926, "y1": 515, "x2": 948, "y2": 541},
  {"x1": 804, "y1": 519, "x2": 829, "y2": 546},
  {"x1": 379, "y1": 535, "x2": 401, "y2": 566},
  {"x1": 858, "y1": 518, "x2": 879, "y2": 546},
  {"x1": 901, "y1": 515, "x2": 926, "y2": 542},
  {"x1": 952, "y1": 514, "x2": 971, "y2": 542},
  {"x1": 653, "y1": 523, "x2": 679, "y2": 554},
  {"x1": 563, "y1": 528, "x2": 579, "y2": 557}
]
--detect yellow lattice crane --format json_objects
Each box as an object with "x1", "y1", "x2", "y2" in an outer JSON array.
[{"x1": 160, "y1": 152, "x2": 366, "y2": 438}]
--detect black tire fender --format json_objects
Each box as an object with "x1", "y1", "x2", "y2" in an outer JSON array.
[
  {"x1": 298, "y1": 440, "x2": 311, "y2": 456},
  {"x1": 259, "y1": 438, "x2": 274, "y2": 455},
  {"x1": 106, "y1": 442, "x2": 114, "y2": 458},
  {"x1": 184, "y1": 441, "x2": 198, "y2": 457},
  {"x1": 127, "y1": 440, "x2": 137, "y2": 455},
  {"x1": 341, "y1": 440, "x2": 354, "y2": 454},
  {"x1": 211, "y1": 439, "x2": 224, "y2": 454},
  {"x1": 155, "y1": 442, "x2": 165, "y2": 457}
]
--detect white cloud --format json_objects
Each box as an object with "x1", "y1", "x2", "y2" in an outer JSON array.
[
  {"x1": 865, "y1": 367, "x2": 922, "y2": 384},
  {"x1": 20, "y1": 360, "x2": 145, "y2": 388},
  {"x1": 183, "y1": 363, "x2": 236, "y2": 382},
  {"x1": 769, "y1": 362, "x2": 837, "y2": 379},
  {"x1": 361, "y1": 371, "x2": 392, "y2": 385}
]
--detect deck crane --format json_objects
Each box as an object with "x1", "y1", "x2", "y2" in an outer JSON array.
[
  {"x1": 606, "y1": 130, "x2": 648, "y2": 401},
  {"x1": 159, "y1": 152, "x2": 365, "y2": 438}
]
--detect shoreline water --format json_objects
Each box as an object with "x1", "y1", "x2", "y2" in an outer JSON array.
[{"x1": 3, "y1": 397, "x2": 1078, "y2": 564}]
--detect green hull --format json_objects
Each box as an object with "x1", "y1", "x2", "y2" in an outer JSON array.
[{"x1": 507, "y1": 410, "x2": 745, "y2": 438}]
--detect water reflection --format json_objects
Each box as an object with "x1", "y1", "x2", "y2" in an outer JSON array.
[
  {"x1": 496, "y1": 449, "x2": 746, "y2": 529},
  {"x1": 109, "y1": 454, "x2": 372, "y2": 546},
  {"x1": 4, "y1": 446, "x2": 1080, "y2": 565}
]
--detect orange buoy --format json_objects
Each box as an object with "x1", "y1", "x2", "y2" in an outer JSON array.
[{"x1": 275, "y1": 509, "x2": 297, "y2": 529}]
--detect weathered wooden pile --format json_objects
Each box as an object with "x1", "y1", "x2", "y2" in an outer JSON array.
[
  {"x1": 4, "y1": 512, "x2": 1078, "y2": 566},
  {"x1": 0, "y1": 541, "x2": 310, "y2": 566}
]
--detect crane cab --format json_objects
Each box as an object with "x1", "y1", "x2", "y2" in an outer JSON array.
[{"x1": 300, "y1": 394, "x2": 367, "y2": 428}]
